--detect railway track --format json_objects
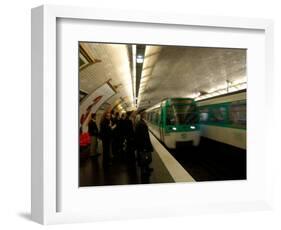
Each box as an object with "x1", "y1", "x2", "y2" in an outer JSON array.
[{"x1": 170, "y1": 142, "x2": 246, "y2": 181}]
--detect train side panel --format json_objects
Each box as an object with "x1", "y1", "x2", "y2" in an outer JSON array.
[
  {"x1": 147, "y1": 122, "x2": 161, "y2": 140},
  {"x1": 197, "y1": 91, "x2": 246, "y2": 150},
  {"x1": 200, "y1": 125, "x2": 246, "y2": 149}
]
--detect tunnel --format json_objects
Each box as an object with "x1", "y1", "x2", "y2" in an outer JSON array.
[{"x1": 79, "y1": 42, "x2": 247, "y2": 186}]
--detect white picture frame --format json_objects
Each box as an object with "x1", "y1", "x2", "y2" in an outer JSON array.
[{"x1": 31, "y1": 5, "x2": 274, "y2": 225}]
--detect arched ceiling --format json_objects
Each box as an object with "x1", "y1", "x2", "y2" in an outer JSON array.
[
  {"x1": 137, "y1": 45, "x2": 246, "y2": 109},
  {"x1": 79, "y1": 43, "x2": 246, "y2": 113},
  {"x1": 79, "y1": 43, "x2": 135, "y2": 113}
]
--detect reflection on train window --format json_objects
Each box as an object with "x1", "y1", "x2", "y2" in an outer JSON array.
[
  {"x1": 229, "y1": 102, "x2": 246, "y2": 128},
  {"x1": 149, "y1": 110, "x2": 160, "y2": 124},
  {"x1": 200, "y1": 112, "x2": 209, "y2": 122},
  {"x1": 166, "y1": 108, "x2": 176, "y2": 125},
  {"x1": 199, "y1": 108, "x2": 209, "y2": 122},
  {"x1": 166, "y1": 104, "x2": 197, "y2": 125},
  {"x1": 209, "y1": 107, "x2": 227, "y2": 123}
]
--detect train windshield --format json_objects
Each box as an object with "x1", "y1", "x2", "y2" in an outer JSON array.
[{"x1": 166, "y1": 104, "x2": 198, "y2": 125}]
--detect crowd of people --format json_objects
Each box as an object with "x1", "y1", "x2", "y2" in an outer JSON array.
[{"x1": 86, "y1": 111, "x2": 154, "y2": 176}]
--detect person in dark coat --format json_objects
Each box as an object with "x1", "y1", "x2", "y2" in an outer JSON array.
[
  {"x1": 88, "y1": 113, "x2": 99, "y2": 157},
  {"x1": 119, "y1": 113, "x2": 126, "y2": 149},
  {"x1": 110, "y1": 111, "x2": 119, "y2": 156},
  {"x1": 118, "y1": 112, "x2": 135, "y2": 165},
  {"x1": 99, "y1": 112, "x2": 114, "y2": 167},
  {"x1": 111, "y1": 112, "x2": 122, "y2": 156},
  {"x1": 135, "y1": 113, "x2": 153, "y2": 176},
  {"x1": 122, "y1": 113, "x2": 135, "y2": 153}
]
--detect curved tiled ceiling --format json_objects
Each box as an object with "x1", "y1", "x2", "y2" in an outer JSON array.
[
  {"x1": 137, "y1": 45, "x2": 246, "y2": 109},
  {"x1": 79, "y1": 43, "x2": 135, "y2": 113},
  {"x1": 80, "y1": 43, "x2": 246, "y2": 113}
]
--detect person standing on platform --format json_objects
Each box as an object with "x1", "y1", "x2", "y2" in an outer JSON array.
[
  {"x1": 123, "y1": 112, "x2": 135, "y2": 163},
  {"x1": 112, "y1": 112, "x2": 122, "y2": 156},
  {"x1": 135, "y1": 113, "x2": 154, "y2": 176},
  {"x1": 110, "y1": 111, "x2": 119, "y2": 157},
  {"x1": 88, "y1": 113, "x2": 100, "y2": 158},
  {"x1": 119, "y1": 113, "x2": 126, "y2": 153},
  {"x1": 99, "y1": 112, "x2": 114, "y2": 167}
]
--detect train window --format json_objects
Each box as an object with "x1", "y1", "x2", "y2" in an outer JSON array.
[
  {"x1": 151, "y1": 112, "x2": 155, "y2": 123},
  {"x1": 166, "y1": 104, "x2": 198, "y2": 125},
  {"x1": 155, "y1": 112, "x2": 159, "y2": 124},
  {"x1": 200, "y1": 113, "x2": 209, "y2": 122},
  {"x1": 209, "y1": 106, "x2": 227, "y2": 123},
  {"x1": 166, "y1": 107, "x2": 176, "y2": 125},
  {"x1": 147, "y1": 112, "x2": 151, "y2": 122},
  {"x1": 229, "y1": 102, "x2": 246, "y2": 128},
  {"x1": 151, "y1": 109, "x2": 160, "y2": 124},
  {"x1": 200, "y1": 113, "x2": 208, "y2": 121},
  {"x1": 199, "y1": 108, "x2": 209, "y2": 122}
]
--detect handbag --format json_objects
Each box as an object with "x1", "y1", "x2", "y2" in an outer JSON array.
[{"x1": 80, "y1": 132, "x2": 90, "y2": 146}]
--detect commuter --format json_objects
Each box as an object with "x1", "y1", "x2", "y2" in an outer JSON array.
[
  {"x1": 88, "y1": 113, "x2": 100, "y2": 158},
  {"x1": 99, "y1": 112, "x2": 114, "y2": 167},
  {"x1": 112, "y1": 112, "x2": 122, "y2": 156},
  {"x1": 135, "y1": 113, "x2": 153, "y2": 175},
  {"x1": 110, "y1": 110, "x2": 116, "y2": 122},
  {"x1": 118, "y1": 112, "x2": 134, "y2": 162},
  {"x1": 130, "y1": 111, "x2": 138, "y2": 131},
  {"x1": 109, "y1": 111, "x2": 117, "y2": 156},
  {"x1": 119, "y1": 113, "x2": 127, "y2": 153},
  {"x1": 124, "y1": 113, "x2": 135, "y2": 152}
]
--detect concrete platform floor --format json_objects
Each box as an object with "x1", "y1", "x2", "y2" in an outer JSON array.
[{"x1": 79, "y1": 150, "x2": 174, "y2": 187}]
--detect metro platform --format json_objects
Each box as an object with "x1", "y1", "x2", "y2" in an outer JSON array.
[
  {"x1": 80, "y1": 132, "x2": 195, "y2": 187},
  {"x1": 79, "y1": 149, "x2": 174, "y2": 187},
  {"x1": 79, "y1": 132, "x2": 246, "y2": 186}
]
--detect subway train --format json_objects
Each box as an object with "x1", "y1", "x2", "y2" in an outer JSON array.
[
  {"x1": 197, "y1": 90, "x2": 246, "y2": 149},
  {"x1": 145, "y1": 98, "x2": 201, "y2": 149}
]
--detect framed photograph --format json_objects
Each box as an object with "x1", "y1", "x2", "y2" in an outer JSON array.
[{"x1": 31, "y1": 5, "x2": 274, "y2": 225}]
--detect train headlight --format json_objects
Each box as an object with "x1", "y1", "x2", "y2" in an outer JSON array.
[
  {"x1": 190, "y1": 125, "x2": 196, "y2": 130},
  {"x1": 172, "y1": 127, "x2": 177, "y2": 131}
]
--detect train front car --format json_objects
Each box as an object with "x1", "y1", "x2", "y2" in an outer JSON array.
[
  {"x1": 146, "y1": 98, "x2": 200, "y2": 149},
  {"x1": 164, "y1": 98, "x2": 200, "y2": 148}
]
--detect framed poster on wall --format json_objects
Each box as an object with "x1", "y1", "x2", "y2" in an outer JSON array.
[{"x1": 31, "y1": 5, "x2": 274, "y2": 225}]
